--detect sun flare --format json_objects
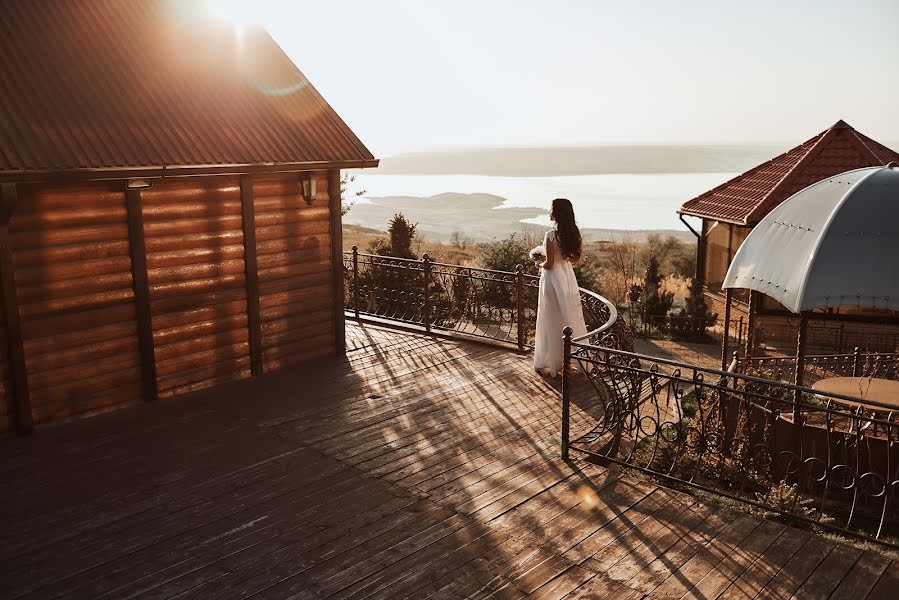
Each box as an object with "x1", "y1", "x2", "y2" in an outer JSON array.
[{"x1": 205, "y1": 0, "x2": 265, "y2": 31}]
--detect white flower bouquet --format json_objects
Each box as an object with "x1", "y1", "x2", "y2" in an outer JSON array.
[{"x1": 529, "y1": 245, "x2": 546, "y2": 263}]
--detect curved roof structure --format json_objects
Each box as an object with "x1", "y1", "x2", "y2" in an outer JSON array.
[{"x1": 723, "y1": 165, "x2": 899, "y2": 313}]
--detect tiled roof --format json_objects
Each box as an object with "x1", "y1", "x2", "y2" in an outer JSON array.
[
  {"x1": 0, "y1": 0, "x2": 377, "y2": 180},
  {"x1": 679, "y1": 121, "x2": 899, "y2": 224}
]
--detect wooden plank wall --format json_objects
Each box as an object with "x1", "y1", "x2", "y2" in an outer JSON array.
[
  {"x1": 254, "y1": 174, "x2": 335, "y2": 373},
  {"x1": 0, "y1": 291, "x2": 12, "y2": 432},
  {"x1": 0, "y1": 172, "x2": 341, "y2": 431},
  {"x1": 141, "y1": 177, "x2": 252, "y2": 399},
  {"x1": 10, "y1": 183, "x2": 143, "y2": 425}
]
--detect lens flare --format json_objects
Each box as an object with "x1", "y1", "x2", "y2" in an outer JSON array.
[{"x1": 577, "y1": 485, "x2": 600, "y2": 510}]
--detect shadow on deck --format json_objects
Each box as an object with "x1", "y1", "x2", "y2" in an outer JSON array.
[{"x1": 1, "y1": 322, "x2": 896, "y2": 599}]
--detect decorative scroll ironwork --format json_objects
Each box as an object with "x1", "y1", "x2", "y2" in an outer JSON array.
[
  {"x1": 738, "y1": 350, "x2": 899, "y2": 384},
  {"x1": 342, "y1": 249, "x2": 625, "y2": 350},
  {"x1": 563, "y1": 338, "x2": 899, "y2": 548}
]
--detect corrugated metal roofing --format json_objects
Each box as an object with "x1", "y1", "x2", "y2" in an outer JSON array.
[
  {"x1": 0, "y1": 0, "x2": 376, "y2": 178},
  {"x1": 679, "y1": 121, "x2": 899, "y2": 225},
  {"x1": 724, "y1": 166, "x2": 899, "y2": 313}
]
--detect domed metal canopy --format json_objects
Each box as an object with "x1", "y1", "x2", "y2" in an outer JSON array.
[{"x1": 723, "y1": 164, "x2": 899, "y2": 314}]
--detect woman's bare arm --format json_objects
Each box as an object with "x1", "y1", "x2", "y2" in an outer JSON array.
[{"x1": 541, "y1": 233, "x2": 556, "y2": 269}]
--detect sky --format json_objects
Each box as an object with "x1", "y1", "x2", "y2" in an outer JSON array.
[{"x1": 209, "y1": 0, "x2": 899, "y2": 155}]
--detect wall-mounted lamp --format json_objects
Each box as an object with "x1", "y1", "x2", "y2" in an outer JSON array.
[
  {"x1": 126, "y1": 178, "x2": 153, "y2": 189},
  {"x1": 301, "y1": 172, "x2": 316, "y2": 206}
]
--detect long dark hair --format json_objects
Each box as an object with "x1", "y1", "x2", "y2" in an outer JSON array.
[{"x1": 551, "y1": 198, "x2": 582, "y2": 261}]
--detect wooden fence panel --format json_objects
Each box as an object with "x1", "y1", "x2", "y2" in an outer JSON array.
[
  {"x1": 254, "y1": 174, "x2": 334, "y2": 373},
  {"x1": 11, "y1": 183, "x2": 143, "y2": 424}
]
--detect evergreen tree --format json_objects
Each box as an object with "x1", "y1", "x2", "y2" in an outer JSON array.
[
  {"x1": 369, "y1": 213, "x2": 418, "y2": 259},
  {"x1": 672, "y1": 277, "x2": 717, "y2": 339},
  {"x1": 640, "y1": 254, "x2": 674, "y2": 325}
]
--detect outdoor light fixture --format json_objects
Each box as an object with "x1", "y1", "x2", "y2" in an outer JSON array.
[
  {"x1": 301, "y1": 172, "x2": 316, "y2": 206},
  {"x1": 126, "y1": 178, "x2": 153, "y2": 189}
]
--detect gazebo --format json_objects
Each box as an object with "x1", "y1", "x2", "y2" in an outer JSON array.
[{"x1": 721, "y1": 164, "x2": 899, "y2": 394}]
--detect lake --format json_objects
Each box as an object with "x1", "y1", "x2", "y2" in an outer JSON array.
[{"x1": 351, "y1": 172, "x2": 738, "y2": 232}]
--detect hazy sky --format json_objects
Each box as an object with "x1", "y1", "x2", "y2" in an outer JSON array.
[{"x1": 213, "y1": 0, "x2": 899, "y2": 155}]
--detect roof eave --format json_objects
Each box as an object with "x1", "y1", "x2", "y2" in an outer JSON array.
[
  {"x1": 0, "y1": 159, "x2": 380, "y2": 185},
  {"x1": 676, "y1": 209, "x2": 748, "y2": 227}
]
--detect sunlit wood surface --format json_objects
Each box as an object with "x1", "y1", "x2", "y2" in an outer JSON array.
[{"x1": 1, "y1": 322, "x2": 895, "y2": 599}]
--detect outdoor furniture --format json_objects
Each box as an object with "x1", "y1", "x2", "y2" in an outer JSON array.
[{"x1": 812, "y1": 377, "x2": 899, "y2": 410}]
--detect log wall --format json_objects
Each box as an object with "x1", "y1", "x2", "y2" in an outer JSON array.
[
  {"x1": 142, "y1": 177, "x2": 252, "y2": 399},
  {"x1": 10, "y1": 183, "x2": 142, "y2": 426},
  {"x1": 0, "y1": 171, "x2": 340, "y2": 432},
  {"x1": 0, "y1": 293, "x2": 12, "y2": 431},
  {"x1": 254, "y1": 174, "x2": 334, "y2": 373}
]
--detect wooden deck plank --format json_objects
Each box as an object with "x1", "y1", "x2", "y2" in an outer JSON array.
[
  {"x1": 715, "y1": 526, "x2": 810, "y2": 600},
  {"x1": 0, "y1": 322, "x2": 894, "y2": 600},
  {"x1": 867, "y1": 560, "x2": 899, "y2": 600},
  {"x1": 825, "y1": 551, "x2": 891, "y2": 600},
  {"x1": 648, "y1": 513, "x2": 762, "y2": 598},
  {"x1": 752, "y1": 535, "x2": 834, "y2": 599}
]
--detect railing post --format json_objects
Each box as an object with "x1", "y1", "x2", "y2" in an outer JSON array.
[
  {"x1": 737, "y1": 316, "x2": 744, "y2": 352},
  {"x1": 745, "y1": 290, "x2": 757, "y2": 358},
  {"x1": 793, "y1": 312, "x2": 808, "y2": 432},
  {"x1": 852, "y1": 346, "x2": 862, "y2": 377},
  {"x1": 351, "y1": 245, "x2": 360, "y2": 320},
  {"x1": 516, "y1": 264, "x2": 525, "y2": 351},
  {"x1": 561, "y1": 326, "x2": 573, "y2": 460},
  {"x1": 422, "y1": 253, "x2": 432, "y2": 333},
  {"x1": 721, "y1": 288, "x2": 732, "y2": 371}
]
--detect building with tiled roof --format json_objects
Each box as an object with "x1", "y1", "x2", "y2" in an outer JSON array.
[
  {"x1": 680, "y1": 120, "x2": 899, "y2": 226},
  {"x1": 677, "y1": 120, "x2": 899, "y2": 350},
  {"x1": 0, "y1": 0, "x2": 377, "y2": 432}
]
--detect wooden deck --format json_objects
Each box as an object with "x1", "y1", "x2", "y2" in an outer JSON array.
[{"x1": 1, "y1": 322, "x2": 896, "y2": 599}]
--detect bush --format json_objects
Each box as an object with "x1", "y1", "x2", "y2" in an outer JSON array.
[
  {"x1": 478, "y1": 234, "x2": 532, "y2": 274},
  {"x1": 640, "y1": 254, "x2": 674, "y2": 329},
  {"x1": 671, "y1": 276, "x2": 717, "y2": 339},
  {"x1": 573, "y1": 245, "x2": 604, "y2": 292},
  {"x1": 359, "y1": 213, "x2": 421, "y2": 320}
]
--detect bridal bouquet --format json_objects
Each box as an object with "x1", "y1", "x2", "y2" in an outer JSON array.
[{"x1": 529, "y1": 245, "x2": 546, "y2": 263}]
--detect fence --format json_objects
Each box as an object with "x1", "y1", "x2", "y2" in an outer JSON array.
[
  {"x1": 737, "y1": 350, "x2": 899, "y2": 385},
  {"x1": 342, "y1": 247, "x2": 627, "y2": 351},
  {"x1": 560, "y1": 331, "x2": 899, "y2": 548}
]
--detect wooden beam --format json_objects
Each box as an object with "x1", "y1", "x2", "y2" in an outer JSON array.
[
  {"x1": 720, "y1": 288, "x2": 732, "y2": 371},
  {"x1": 328, "y1": 169, "x2": 346, "y2": 355},
  {"x1": 0, "y1": 184, "x2": 32, "y2": 434},
  {"x1": 124, "y1": 187, "x2": 158, "y2": 402},
  {"x1": 240, "y1": 175, "x2": 263, "y2": 376}
]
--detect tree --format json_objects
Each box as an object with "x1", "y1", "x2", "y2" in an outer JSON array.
[
  {"x1": 340, "y1": 172, "x2": 366, "y2": 216},
  {"x1": 671, "y1": 276, "x2": 717, "y2": 339},
  {"x1": 640, "y1": 254, "x2": 674, "y2": 326},
  {"x1": 369, "y1": 213, "x2": 418, "y2": 259},
  {"x1": 602, "y1": 233, "x2": 641, "y2": 305},
  {"x1": 572, "y1": 245, "x2": 604, "y2": 292},
  {"x1": 449, "y1": 230, "x2": 472, "y2": 250}
]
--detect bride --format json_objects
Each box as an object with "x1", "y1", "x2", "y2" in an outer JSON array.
[{"x1": 533, "y1": 198, "x2": 588, "y2": 377}]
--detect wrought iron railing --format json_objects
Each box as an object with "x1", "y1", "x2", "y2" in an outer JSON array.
[
  {"x1": 736, "y1": 350, "x2": 899, "y2": 384},
  {"x1": 342, "y1": 247, "x2": 625, "y2": 350},
  {"x1": 560, "y1": 331, "x2": 899, "y2": 547}
]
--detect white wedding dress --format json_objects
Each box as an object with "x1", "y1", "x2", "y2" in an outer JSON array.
[{"x1": 533, "y1": 230, "x2": 588, "y2": 377}]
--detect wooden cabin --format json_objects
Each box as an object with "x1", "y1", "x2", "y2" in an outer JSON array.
[
  {"x1": 0, "y1": 1, "x2": 377, "y2": 433},
  {"x1": 679, "y1": 120, "x2": 899, "y2": 349}
]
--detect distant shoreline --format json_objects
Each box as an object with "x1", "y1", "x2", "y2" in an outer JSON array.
[
  {"x1": 369, "y1": 144, "x2": 783, "y2": 177},
  {"x1": 343, "y1": 191, "x2": 695, "y2": 244}
]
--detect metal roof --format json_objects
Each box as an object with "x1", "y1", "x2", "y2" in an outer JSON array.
[
  {"x1": 0, "y1": 0, "x2": 377, "y2": 180},
  {"x1": 679, "y1": 121, "x2": 899, "y2": 225},
  {"x1": 723, "y1": 165, "x2": 899, "y2": 313}
]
